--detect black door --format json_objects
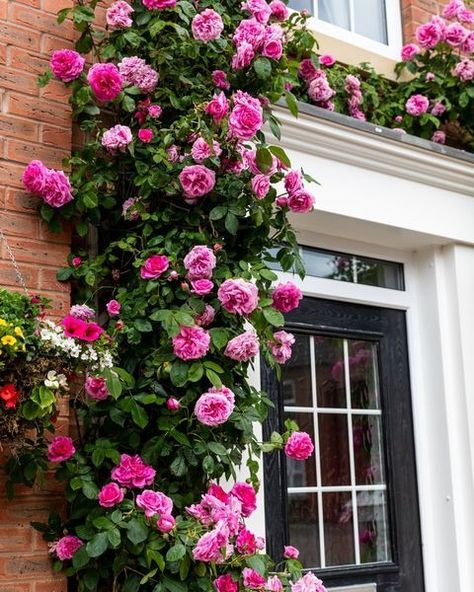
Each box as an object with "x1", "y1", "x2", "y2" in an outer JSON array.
[{"x1": 262, "y1": 297, "x2": 424, "y2": 591}]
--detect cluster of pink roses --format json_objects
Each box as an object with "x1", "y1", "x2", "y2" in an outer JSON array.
[
  {"x1": 118, "y1": 56, "x2": 159, "y2": 94},
  {"x1": 184, "y1": 245, "x2": 217, "y2": 295},
  {"x1": 344, "y1": 75, "x2": 365, "y2": 122},
  {"x1": 106, "y1": 0, "x2": 134, "y2": 28},
  {"x1": 268, "y1": 330, "x2": 295, "y2": 364},
  {"x1": 22, "y1": 160, "x2": 73, "y2": 208},
  {"x1": 194, "y1": 386, "x2": 235, "y2": 426},
  {"x1": 50, "y1": 534, "x2": 83, "y2": 561},
  {"x1": 143, "y1": 0, "x2": 177, "y2": 10},
  {"x1": 299, "y1": 60, "x2": 335, "y2": 111},
  {"x1": 102, "y1": 124, "x2": 133, "y2": 153}
]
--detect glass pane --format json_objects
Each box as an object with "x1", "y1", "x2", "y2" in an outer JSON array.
[
  {"x1": 355, "y1": 257, "x2": 404, "y2": 290},
  {"x1": 304, "y1": 250, "x2": 353, "y2": 282},
  {"x1": 283, "y1": 334, "x2": 312, "y2": 407},
  {"x1": 288, "y1": 0, "x2": 313, "y2": 13},
  {"x1": 319, "y1": 0, "x2": 350, "y2": 30},
  {"x1": 357, "y1": 490, "x2": 391, "y2": 563},
  {"x1": 288, "y1": 492, "x2": 320, "y2": 567},
  {"x1": 349, "y1": 340, "x2": 380, "y2": 409},
  {"x1": 314, "y1": 337, "x2": 346, "y2": 408},
  {"x1": 353, "y1": 415, "x2": 385, "y2": 485},
  {"x1": 285, "y1": 412, "x2": 317, "y2": 487},
  {"x1": 319, "y1": 414, "x2": 350, "y2": 486},
  {"x1": 354, "y1": 0, "x2": 388, "y2": 44},
  {"x1": 323, "y1": 491, "x2": 355, "y2": 566}
]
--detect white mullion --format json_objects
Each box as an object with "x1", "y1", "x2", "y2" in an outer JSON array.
[
  {"x1": 284, "y1": 406, "x2": 314, "y2": 414},
  {"x1": 344, "y1": 339, "x2": 360, "y2": 565},
  {"x1": 288, "y1": 484, "x2": 387, "y2": 494},
  {"x1": 315, "y1": 407, "x2": 382, "y2": 416},
  {"x1": 348, "y1": 0, "x2": 355, "y2": 32},
  {"x1": 310, "y1": 336, "x2": 325, "y2": 568},
  {"x1": 313, "y1": 0, "x2": 318, "y2": 19}
]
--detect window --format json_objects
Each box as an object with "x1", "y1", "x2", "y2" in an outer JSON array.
[{"x1": 262, "y1": 298, "x2": 424, "y2": 591}]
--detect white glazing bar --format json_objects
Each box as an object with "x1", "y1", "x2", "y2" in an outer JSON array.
[
  {"x1": 315, "y1": 408, "x2": 382, "y2": 416},
  {"x1": 348, "y1": 0, "x2": 355, "y2": 32},
  {"x1": 284, "y1": 406, "x2": 314, "y2": 414},
  {"x1": 310, "y1": 335, "x2": 326, "y2": 568},
  {"x1": 288, "y1": 484, "x2": 387, "y2": 494},
  {"x1": 344, "y1": 339, "x2": 361, "y2": 565},
  {"x1": 313, "y1": 0, "x2": 318, "y2": 18}
]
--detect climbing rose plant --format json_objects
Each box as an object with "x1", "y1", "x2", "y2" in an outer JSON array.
[{"x1": 16, "y1": 1, "x2": 326, "y2": 592}]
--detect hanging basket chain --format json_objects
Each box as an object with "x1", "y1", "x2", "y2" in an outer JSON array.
[{"x1": 0, "y1": 229, "x2": 29, "y2": 296}]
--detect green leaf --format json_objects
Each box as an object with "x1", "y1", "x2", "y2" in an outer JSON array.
[
  {"x1": 187, "y1": 362, "x2": 204, "y2": 382},
  {"x1": 207, "y1": 442, "x2": 227, "y2": 456},
  {"x1": 285, "y1": 91, "x2": 299, "y2": 118},
  {"x1": 134, "y1": 319, "x2": 153, "y2": 332},
  {"x1": 127, "y1": 518, "x2": 149, "y2": 545},
  {"x1": 209, "y1": 206, "x2": 228, "y2": 220},
  {"x1": 225, "y1": 212, "x2": 238, "y2": 235},
  {"x1": 263, "y1": 307, "x2": 285, "y2": 327},
  {"x1": 170, "y1": 454, "x2": 187, "y2": 477},
  {"x1": 86, "y1": 532, "x2": 109, "y2": 558},
  {"x1": 56, "y1": 267, "x2": 73, "y2": 281},
  {"x1": 253, "y1": 57, "x2": 272, "y2": 79},
  {"x1": 166, "y1": 544, "x2": 186, "y2": 562},
  {"x1": 82, "y1": 481, "x2": 99, "y2": 499},
  {"x1": 205, "y1": 368, "x2": 222, "y2": 388},
  {"x1": 202, "y1": 455, "x2": 215, "y2": 472},
  {"x1": 256, "y1": 146, "x2": 273, "y2": 174},
  {"x1": 170, "y1": 361, "x2": 188, "y2": 387},
  {"x1": 246, "y1": 554, "x2": 266, "y2": 575},
  {"x1": 268, "y1": 145, "x2": 292, "y2": 168},
  {"x1": 72, "y1": 545, "x2": 90, "y2": 569},
  {"x1": 131, "y1": 402, "x2": 149, "y2": 428},
  {"x1": 174, "y1": 311, "x2": 194, "y2": 326},
  {"x1": 162, "y1": 576, "x2": 188, "y2": 592},
  {"x1": 209, "y1": 328, "x2": 229, "y2": 350}
]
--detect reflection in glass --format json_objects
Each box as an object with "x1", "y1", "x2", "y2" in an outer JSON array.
[
  {"x1": 319, "y1": 414, "x2": 350, "y2": 486},
  {"x1": 349, "y1": 340, "x2": 380, "y2": 409},
  {"x1": 357, "y1": 490, "x2": 391, "y2": 563},
  {"x1": 318, "y1": 0, "x2": 350, "y2": 30},
  {"x1": 354, "y1": 0, "x2": 388, "y2": 44},
  {"x1": 288, "y1": 493, "x2": 320, "y2": 567},
  {"x1": 285, "y1": 412, "x2": 317, "y2": 487},
  {"x1": 353, "y1": 415, "x2": 385, "y2": 485},
  {"x1": 323, "y1": 492, "x2": 355, "y2": 566},
  {"x1": 314, "y1": 337, "x2": 346, "y2": 407},
  {"x1": 282, "y1": 334, "x2": 312, "y2": 407},
  {"x1": 288, "y1": 0, "x2": 313, "y2": 13},
  {"x1": 304, "y1": 249, "x2": 352, "y2": 281}
]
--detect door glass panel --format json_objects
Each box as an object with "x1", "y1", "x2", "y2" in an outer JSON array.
[
  {"x1": 349, "y1": 341, "x2": 380, "y2": 409},
  {"x1": 285, "y1": 413, "x2": 317, "y2": 487},
  {"x1": 283, "y1": 334, "x2": 312, "y2": 407},
  {"x1": 353, "y1": 415, "x2": 385, "y2": 485},
  {"x1": 319, "y1": 413, "x2": 350, "y2": 486},
  {"x1": 323, "y1": 491, "x2": 355, "y2": 566},
  {"x1": 288, "y1": 492, "x2": 320, "y2": 567},
  {"x1": 357, "y1": 490, "x2": 391, "y2": 563},
  {"x1": 315, "y1": 336, "x2": 346, "y2": 408}
]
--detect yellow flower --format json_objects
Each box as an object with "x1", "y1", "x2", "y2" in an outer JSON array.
[
  {"x1": 14, "y1": 327, "x2": 24, "y2": 338},
  {"x1": 0, "y1": 319, "x2": 7, "y2": 327},
  {"x1": 1, "y1": 335, "x2": 17, "y2": 346}
]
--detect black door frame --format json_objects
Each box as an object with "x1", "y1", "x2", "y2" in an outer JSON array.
[{"x1": 262, "y1": 297, "x2": 424, "y2": 591}]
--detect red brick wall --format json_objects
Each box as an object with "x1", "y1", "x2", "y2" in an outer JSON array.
[
  {"x1": 0, "y1": 1, "x2": 73, "y2": 590},
  {"x1": 401, "y1": 0, "x2": 445, "y2": 42}
]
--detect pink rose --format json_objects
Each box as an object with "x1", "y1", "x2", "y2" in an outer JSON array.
[
  {"x1": 212, "y1": 70, "x2": 230, "y2": 90},
  {"x1": 233, "y1": 18, "x2": 266, "y2": 47},
  {"x1": 208, "y1": 385, "x2": 235, "y2": 406},
  {"x1": 191, "y1": 279, "x2": 214, "y2": 295},
  {"x1": 72, "y1": 257, "x2": 82, "y2": 267},
  {"x1": 179, "y1": 165, "x2": 216, "y2": 200},
  {"x1": 284, "y1": 169, "x2": 304, "y2": 194},
  {"x1": 268, "y1": 330, "x2": 295, "y2": 364},
  {"x1": 291, "y1": 573, "x2": 327, "y2": 592},
  {"x1": 172, "y1": 325, "x2": 211, "y2": 360},
  {"x1": 454, "y1": 58, "x2": 474, "y2": 81},
  {"x1": 283, "y1": 545, "x2": 300, "y2": 559},
  {"x1": 229, "y1": 91, "x2": 263, "y2": 140},
  {"x1": 136, "y1": 489, "x2": 173, "y2": 518},
  {"x1": 98, "y1": 483, "x2": 125, "y2": 508},
  {"x1": 266, "y1": 577, "x2": 283, "y2": 592},
  {"x1": 106, "y1": 1, "x2": 134, "y2": 28},
  {"x1": 431, "y1": 101, "x2": 446, "y2": 116},
  {"x1": 111, "y1": 454, "x2": 156, "y2": 488},
  {"x1": 269, "y1": 0, "x2": 289, "y2": 21},
  {"x1": 106, "y1": 299, "x2": 121, "y2": 316},
  {"x1": 242, "y1": 0, "x2": 272, "y2": 24},
  {"x1": 157, "y1": 514, "x2": 176, "y2": 532},
  {"x1": 184, "y1": 245, "x2": 216, "y2": 280},
  {"x1": 218, "y1": 278, "x2": 259, "y2": 315},
  {"x1": 50, "y1": 49, "x2": 85, "y2": 82},
  {"x1": 442, "y1": 0, "x2": 464, "y2": 19},
  {"x1": 262, "y1": 37, "x2": 283, "y2": 60},
  {"x1": 275, "y1": 196, "x2": 288, "y2": 208},
  {"x1": 243, "y1": 568, "x2": 266, "y2": 589},
  {"x1": 192, "y1": 9, "x2": 224, "y2": 42},
  {"x1": 47, "y1": 436, "x2": 76, "y2": 463},
  {"x1": 308, "y1": 76, "x2": 334, "y2": 103},
  {"x1": 214, "y1": 574, "x2": 238, "y2": 592},
  {"x1": 147, "y1": 105, "x2": 161, "y2": 118},
  {"x1": 425, "y1": 72, "x2": 436, "y2": 82},
  {"x1": 431, "y1": 130, "x2": 446, "y2": 144},
  {"x1": 53, "y1": 535, "x2": 83, "y2": 561},
  {"x1": 102, "y1": 124, "x2": 133, "y2": 153},
  {"x1": 272, "y1": 282, "x2": 302, "y2": 313},
  {"x1": 87, "y1": 63, "x2": 123, "y2": 102},
  {"x1": 288, "y1": 189, "x2": 315, "y2": 213},
  {"x1": 138, "y1": 128, "x2": 153, "y2": 143},
  {"x1": 319, "y1": 53, "x2": 336, "y2": 67},
  {"x1": 231, "y1": 481, "x2": 257, "y2": 516},
  {"x1": 284, "y1": 431, "x2": 314, "y2": 460},
  {"x1": 118, "y1": 56, "x2": 159, "y2": 93},
  {"x1": 166, "y1": 397, "x2": 181, "y2": 411},
  {"x1": 415, "y1": 21, "x2": 443, "y2": 49},
  {"x1": 224, "y1": 330, "x2": 259, "y2": 361},
  {"x1": 401, "y1": 43, "x2": 420, "y2": 61},
  {"x1": 140, "y1": 255, "x2": 170, "y2": 279},
  {"x1": 191, "y1": 137, "x2": 222, "y2": 162},
  {"x1": 231, "y1": 42, "x2": 256, "y2": 70},
  {"x1": 205, "y1": 91, "x2": 229, "y2": 123},
  {"x1": 194, "y1": 391, "x2": 234, "y2": 426},
  {"x1": 22, "y1": 160, "x2": 48, "y2": 195},
  {"x1": 85, "y1": 376, "x2": 109, "y2": 401},
  {"x1": 143, "y1": 0, "x2": 176, "y2": 9},
  {"x1": 193, "y1": 523, "x2": 229, "y2": 562},
  {"x1": 445, "y1": 23, "x2": 468, "y2": 46},
  {"x1": 236, "y1": 528, "x2": 257, "y2": 554},
  {"x1": 457, "y1": 8, "x2": 474, "y2": 24},
  {"x1": 196, "y1": 304, "x2": 216, "y2": 327},
  {"x1": 42, "y1": 169, "x2": 73, "y2": 208},
  {"x1": 251, "y1": 174, "x2": 270, "y2": 199},
  {"x1": 405, "y1": 94, "x2": 430, "y2": 116},
  {"x1": 298, "y1": 58, "x2": 319, "y2": 81}
]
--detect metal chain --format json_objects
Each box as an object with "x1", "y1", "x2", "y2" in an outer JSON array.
[{"x1": 0, "y1": 228, "x2": 29, "y2": 296}]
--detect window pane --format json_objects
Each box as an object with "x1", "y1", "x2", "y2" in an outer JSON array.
[
  {"x1": 288, "y1": 492, "x2": 321, "y2": 567},
  {"x1": 354, "y1": 0, "x2": 388, "y2": 44},
  {"x1": 319, "y1": 0, "x2": 350, "y2": 30},
  {"x1": 349, "y1": 340, "x2": 380, "y2": 409},
  {"x1": 353, "y1": 415, "x2": 386, "y2": 485},
  {"x1": 304, "y1": 249, "x2": 353, "y2": 281},
  {"x1": 315, "y1": 336, "x2": 346, "y2": 408},
  {"x1": 323, "y1": 491, "x2": 355, "y2": 566},
  {"x1": 288, "y1": 0, "x2": 313, "y2": 14},
  {"x1": 357, "y1": 490, "x2": 392, "y2": 563},
  {"x1": 285, "y1": 412, "x2": 317, "y2": 486},
  {"x1": 282, "y1": 334, "x2": 312, "y2": 407},
  {"x1": 319, "y1": 414, "x2": 350, "y2": 486}
]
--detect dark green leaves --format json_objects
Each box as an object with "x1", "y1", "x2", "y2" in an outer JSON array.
[
  {"x1": 126, "y1": 519, "x2": 149, "y2": 545},
  {"x1": 254, "y1": 57, "x2": 272, "y2": 79}
]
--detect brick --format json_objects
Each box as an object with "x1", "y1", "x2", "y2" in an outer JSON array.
[
  {"x1": 0, "y1": 496, "x2": 64, "y2": 525},
  {"x1": 0, "y1": 236, "x2": 69, "y2": 267},
  {"x1": 0, "y1": 161, "x2": 27, "y2": 189},
  {"x1": 0, "y1": 115, "x2": 39, "y2": 142},
  {"x1": 0, "y1": 66, "x2": 40, "y2": 97},
  {"x1": 15, "y1": 0, "x2": 42, "y2": 7},
  {"x1": 6, "y1": 138, "x2": 68, "y2": 166},
  {"x1": 41, "y1": 34, "x2": 74, "y2": 54},
  {"x1": 0, "y1": 2, "x2": 7, "y2": 20},
  {"x1": 0, "y1": 554, "x2": 57, "y2": 578},
  {"x1": 5, "y1": 187, "x2": 40, "y2": 213},
  {"x1": 9, "y1": 4, "x2": 73, "y2": 41},
  {"x1": 41, "y1": 125, "x2": 71, "y2": 148},
  {"x1": 0, "y1": 23, "x2": 41, "y2": 51},
  {"x1": 40, "y1": 80, "x2": 72, "y2": 104},
  {"x1": 0, "y1": 261, "x2": 39, "y2": 290},
  {"x1": 42, "y1": 0, "x2": 74, "y2": 13},
  {"x1": 7, "y1": 46, "x2": 48, "y2": 76},
  {"x1": 1, "y1": 584, "x2": 32, "y2": 592},
  {"x1": 38, "y1": 220, "x2": 71, "y2": 245},
  {"x1": 34, "y1": 579, "x2": 67, "y2": 592},
  {"x1": 0, "y1": 210, "x2": 38, "y2": 238},
  {"x1": 0, "y1": 527, "x2": 34, "y2": 552},
  {"x1": 7, "y1": 93, "x2": 71, "y2": 127}
]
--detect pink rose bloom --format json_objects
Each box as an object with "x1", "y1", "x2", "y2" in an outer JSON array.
[
  {"x1": 48, "y1": 436, "x2": 76, "y2": 462},
  {"x1": 140, "y1": 254, "x2": 170, "y2": 279},
  {"x1": 319, "y1": 53, "x2": 336, "y2": 67},
  {"x1": 231, "y1": 481, "x2": 257, "y2": 516},
  {"x1": 401, "y1": 43, "x2": 420, "y2": 61},
  {"x1": 136, "y1": 489, "x2": 173, "y2": 518},
  {"x1": 106, "y1": 1, "x2": 134, "y2": 28},
  {"x1": 85, "y1": 376, "x2": 109, "y2": 401},
  {"x1": 54, "y1": 535, "x2": 83, "y2": 561},
  {"x1": 106, "y1": 299, "x2": 121, "y2": 316},
  {"x1": 98, "y1": 483, "x2": 125, "y2": 508},
  {"x1": 143, "y1": 0, "x2": 176, "y2": 9},
  {"x1": 72, "y1": 257, "x2": 82, "y2": 268},
  {"x1": 431, "y1": 130, "x2": 446, "y2": 144},
  {"x1": 191, "y1": 137, "x2": 222, "y2": 162},
  {"x1": 87, "y1": 63, "x2": 123, "y2": 102},
  {"x1": 193, "y1": 523, "x2": 229, "y2": 562},
  {"x1": 236, "y1": 528, "x2": 257, "y2": 554},
  {"x1": 192, "y1": 9, "x2": 224, "y2": 42},
  {"x1": 251, "y1": 174, "x2": 270, "y2": 199},
  {"x1": 184, "y1": 245, "x2": 216, "y2": 280},
  {"x1": 212, "y1": 70, "x2": 230, "y2": 90},
  {"x1": 462, "y1": 32, "x2": 474, "y2": 53},
  {"x1": 167, "y1": 144, "x2": 180, "y2": 163},
  {"x1": 228, "y1": 91, "x2": 263, "y2": 140},
  {"x1": 442, "y1": 0, "x2": 464, "y2": 19},
  {"x1": 166, "y1": 397, "x2": 181, "y2": 411},
  {"x1": 148, "y1": 105, "x2": 162, "y2": 118},
  {"x1": 118, "y1": 56, "x2": 159, "y2": 93},
  {"x1": 284, "y1": 169, "x2": 304, "y2": 194},
  {"x1": 415, "y1": 21, "x2": 443, "y2": 49},
  {"x1": 218, "y1": 278, "x2": 259, "y2": 315},
  {"x1": 50, "y1": 49, "x2": 85, "y2": 83},
  {"x1": 269, "y1": 0, "x2": 289, "y2": 21},
  {"x1": 284, "y1": 545, "x2": 300, "y2": 559},
  {"x1": 284, "y1": 431, "x2": 314, "y2": 460},
  {"x1": 231, "y1": 42, "x2": 256, "y2": 70},
  {"x1": 179, "y1": 165, "x2": 216, "y2": 199},
  {"x1": 233, "y1": 18, "x2": 266, "y2": 48},
  {"x1": 454, "y1": 58, "x2": 474, "y2": 81},
  {"x1": 457, "y1": 8, "x2": 474, "y2": 24},
  {"x1": 425, "y1": 72, "x2": 436, "y2": 82},
  {"x1": 262, "y1": 37, "x2": 283, "y2": 60},
  {"x1": 157, "y1": 514, "x2": 176, "y2": 532},
  {"x1": 288, "y1": 189, "x2": 315, "y2": 213},
  {"x1": 172, "y1": 325, "x2": 211, "y2": 360},
  {"x1": 269, "y1": 330, "x2": 295, "y2": 364},
  {"x1": 196, "y1": 304, "x2": 216, "y2": 327},
  {"x1": 272, "y1": 282, "x2": 303, "y2": 313},
  {"x1": 405, "y1": 94, "x2": 430, "y2": 116},
  {"x1": 266, "y1": 577, "x2": 283, "y2": 592},
  {"x1": 111, "y1": 454, "x2": 156, "y2": 488},
  {"x1": 215, "y1": 574, "x2": 239, "y2": 592},
  {"x1": 242, "y1": 0, "x2": 272, "y2": 24},
  {"x1": 81, "y1": 322, "x2": 104, "y2": 342},
  {"x1": 225, "y1": 330, "x2": 259, "y2": 361},
  {"x1": 208, "y1": 385, "x2": 235, "y2": 406},
  {"x1": 194, "y1": 391, "x2": 234, "y2": 426},
  {"x1": 298, "y1": 58, "x2": 319, "y2": 81},
  {"x1": 445, "y1": 23, "x2": 468, "y2": 47},
  {"x1": 308, "y1": 76, "x2": 334, "y2": 103},
  {"x1": 42, "y1": 169, "x2": 73, "y2": 208},
  {"x1": 22, "y1": 160, "x2": 48, "y2": 195},
  {"x1": 243, "y1": 568, "x2": 266, "y2": 589},
  {"x1": 291, "y1": 572, "x2": 327, "y2": 592},
  {"x1": 102, "y1": 125, "x2": 133, "y2": 153},
  {"x1": 431, "y1": 101, "x2": 446, "y2": 116},
  {"x1": 205, "y1": 91, "x2": 229, "y2": 123},
  {"x1": 138, "y1": 128, "x2": 153, "y2": 143},
  {"x1": 191, "y1": 279, "x2": 214, "y2": 295}
]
